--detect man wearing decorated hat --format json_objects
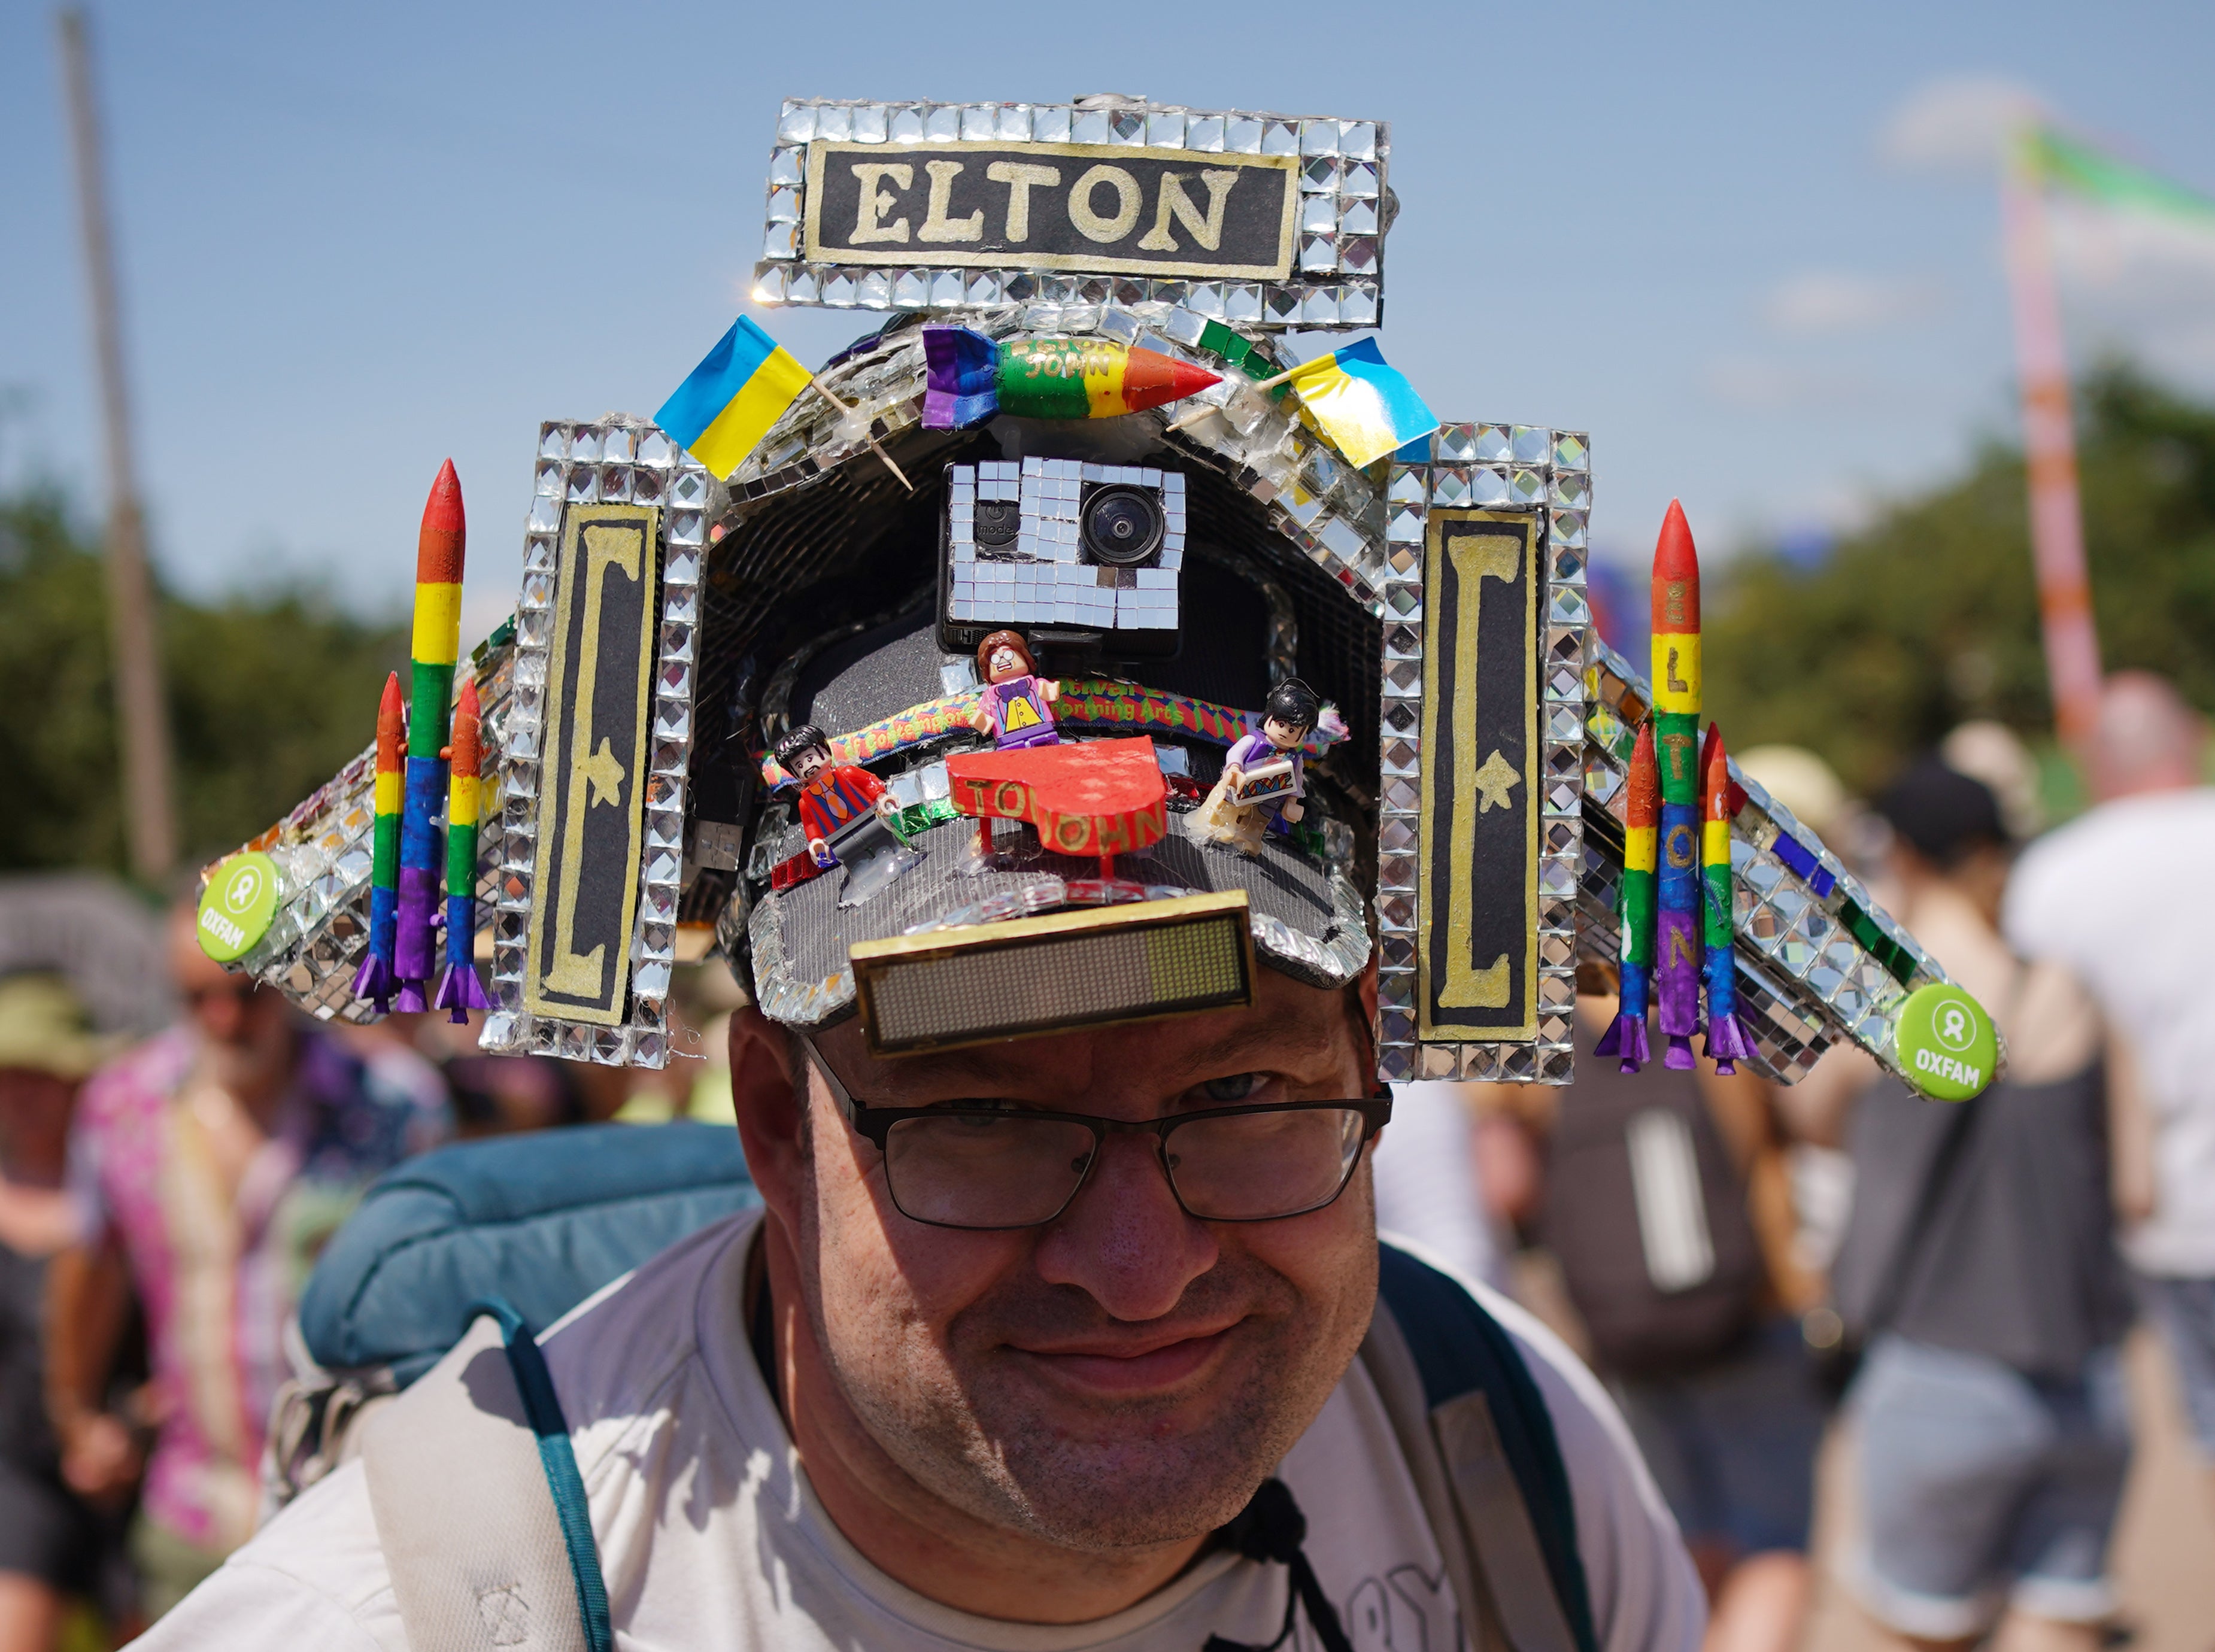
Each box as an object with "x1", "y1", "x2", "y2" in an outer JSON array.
[{"x1": 148, "y1": 93, "x2": 1992, "y2": 1652}]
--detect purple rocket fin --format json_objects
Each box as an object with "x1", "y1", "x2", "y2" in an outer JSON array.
[
  {"x1": 1703, "y1": 1011, "x2": 1757, "y2": 1077},
  {"x1": 433, "y1": 962, "x2": 495, "y2": 1024},
  {"x1": 351, "y1": 952, "x2": 396, "y2": 1016},
  {"x1": 1595, "y1": 1012, "x2": 1650, "y2": 1074}
]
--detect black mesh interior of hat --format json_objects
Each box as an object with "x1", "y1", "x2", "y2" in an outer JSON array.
[{"x1": 692, "y1": 417, "x2": 1383, "y2": 851}]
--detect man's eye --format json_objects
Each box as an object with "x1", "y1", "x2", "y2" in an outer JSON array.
[{"x1": 1201, "y1": 1073, "x2": 1264, "y2": 1102}]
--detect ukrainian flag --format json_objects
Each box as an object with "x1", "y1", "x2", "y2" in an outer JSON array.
[
  {"x1": 656, "y1": 317, "x2": 814, "y2": 479},
  {"x1": 1284, "y1": 339, "x2": 1440, "y2": 468}
]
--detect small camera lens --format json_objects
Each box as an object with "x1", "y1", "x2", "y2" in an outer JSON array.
[
  {"x1": 973, "y1": 500, "x2": 1020, "y2": 547},
  {"x1": 1081, "y1": 486, "x2": 1164, "y2": 567}
]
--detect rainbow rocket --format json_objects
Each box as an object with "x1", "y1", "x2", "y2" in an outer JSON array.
[
  {"x1": 922, "y1": 328, "x2": 1220, "y2": 429},
  {"x1": 1701, "y1": 724, "x2": 1756, "y2": 1073},
  {"x1": 1595, "y1": 720, "x2": 1658, "y2": 1071},
  {"x1": 350, "y1": 672, "x2": 405, "y2": 1012},
  {"x1": 1650, "y1": 500, "x2": 1705, "y2": 1071},
  {"x1": 433, "y1": 675, "x2": 493, "y2": 1021},
  {"x1": 395, "y1": 460, "x2": 466, "y2": 1013}
]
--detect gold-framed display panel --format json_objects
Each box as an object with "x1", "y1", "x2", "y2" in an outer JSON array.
[
  {"x1": 1375, "y1": 429, "x2": 1592, "y2": 1085},
  {"x1": 756, "y1": 98, "x2": 1389, "y2": 331},
  {"x1": 475, "y1": 420, "x2": 712, "y2": 1070}
]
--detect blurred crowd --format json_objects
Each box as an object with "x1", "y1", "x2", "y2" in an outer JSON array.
[
  {"x1": 0, "y1": 889, "x2": 741, "y2": 1651},
  {"x1": 1373, "y1": 669, "x2": 2215, "y2": 1652},
  {"x1": 1, "y1": 672, "x2": 2210, "y2": 1651}
]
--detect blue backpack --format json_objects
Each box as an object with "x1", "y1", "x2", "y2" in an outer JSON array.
[{"x1": 281, "y1": 1123, "x2": 1594, "y2": 1652}]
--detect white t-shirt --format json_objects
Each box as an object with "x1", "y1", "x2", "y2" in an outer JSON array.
[
  {"x1": 138, "y1": 1213, "x2": 1701, "y2": 1652},
  {"x1": 2005, "y1": 788, "x2": 2215, "y2": 1276}
]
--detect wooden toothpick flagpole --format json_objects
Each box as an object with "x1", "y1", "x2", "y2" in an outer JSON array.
[{"x1": 809, "y1": 381, "x2": 912, "y2": 493}]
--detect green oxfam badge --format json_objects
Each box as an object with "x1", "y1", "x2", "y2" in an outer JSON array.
[
  {"x1": 1895, "y1": 982, "x2": 1998, "y2": 1102},
  {"x1": 197, "y1": 852, "x2": 280, "y2": 963}
]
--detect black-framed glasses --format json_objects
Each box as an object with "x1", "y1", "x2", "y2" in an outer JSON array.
[{"x1": 802, "y1": 1042, "x2": 1392, "y2": 1231}]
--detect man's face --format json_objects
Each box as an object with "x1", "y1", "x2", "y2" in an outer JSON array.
[
  {"x1": 791, "y1": 745, "x2": 831, "y2": 784},
  {"x1": 1261, "y1": 716, "x2": 1303, "y2": 751},
  {"x1": 166, "y1": 908, "x2": 289, "y2": 1054},
  {"x1": 747, "y1": 969, "x2": 1378, "y2": 1552},
  {"x1": 986, "y1": 645, "x2": 1025, "y2": 684}
]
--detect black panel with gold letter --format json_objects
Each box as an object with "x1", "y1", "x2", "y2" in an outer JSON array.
[
  {"x1": 1417, "y1": 509, "x2": 1539, "y2": 1042},
  {"x1": 525, "y1": 503, "x2": 660, "y2": 1025}
]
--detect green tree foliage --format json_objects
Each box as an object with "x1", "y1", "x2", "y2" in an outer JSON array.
[
  {"x1": 1704, "y1": 366, "x2": 2215, "y2": 795},
  {"x1": 0, "y1": 489, "x2": 406, "y2": 880}
]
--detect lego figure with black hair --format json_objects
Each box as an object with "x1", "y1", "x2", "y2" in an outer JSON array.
[
  {"x1": 1194, "y1": 679, "x2": 1325, "y2": 855},
  {"x1": 774, "y1": 723, "x2": 896, "y2": 867},
  {"x1": 967, "y1": 630, "x2": 1061, "y2": 751}
]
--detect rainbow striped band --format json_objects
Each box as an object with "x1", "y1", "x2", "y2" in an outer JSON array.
[{"x1": 757, "y1": 679, "x2": 1347, "y2": 788}]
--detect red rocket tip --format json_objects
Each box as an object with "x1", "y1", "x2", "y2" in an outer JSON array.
[
  {"x1": 375, "y1": 671, "x2": 404, "y2": 769},
  {"x1": 451, "y1": 677, "x2": 481, "y2": 770},
  {"x1": 1120, "y1": 347, "x2": 1222, "y2": 413},
  {"x1": 1650, "y1": 499, "x2": 1700, "y2": 634},
  {"x1": 1625, "y1": 720, "x2": 1659, "y2": 826},
  {"x1": 417, "y1": 459, "x2": 466, "y2": 586},
  {"x1": 1701, "y1": 722, "x2": 1747, "y2": 819}
]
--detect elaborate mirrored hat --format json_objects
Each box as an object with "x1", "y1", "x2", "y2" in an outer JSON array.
[{"x1": 202, "y1": 95, "x2": 1996, "y2": 1098}]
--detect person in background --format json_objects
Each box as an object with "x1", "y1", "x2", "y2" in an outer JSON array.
[
  {"x1": 0, "y1": 977, "x2": 122, "y2": 1652},
  {"x1": 1941, "y1": 720, "x2": 2047, "y2": 845},
  {"x1": 1481, "y1": 991, "x2": 1826, "y2": 1652},
  {"x1": 1370, "y1": 1082, "x2": 1510, "y2": 1291},
  {"x1": 43, "y1": 900, "x2": 450, "y2": 1622},
  {"x1": 2002, "y1": 672, "x2": 2215, "y2": 1507},
  {"x1": 1832, "y1": 758, "x2": 2131, "y2": 1652}
]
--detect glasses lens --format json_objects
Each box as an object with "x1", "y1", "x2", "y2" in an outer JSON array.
[
  {"x1": 884, "y1": 1112, "x2": 1098, "y2": 1229},
  {"x1": 1165, "y1": 1107, "x2": 1369, "y2": 1221}
]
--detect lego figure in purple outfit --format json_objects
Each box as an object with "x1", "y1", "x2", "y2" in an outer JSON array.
[
  {"x1": 1194, "y1": 679, "x2": 1322, "y2": 855},
  {"x1": 967, "y1": 630, "x2": 1061, "y2": 751}
]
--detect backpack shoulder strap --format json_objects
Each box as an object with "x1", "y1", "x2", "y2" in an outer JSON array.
[
  {"x1": 360, "y1": 1303, "x2": 611, "y2": 1652},
  {"x1": 1361, "y1": 1242, "x2": 1600, "y2": 1652}
]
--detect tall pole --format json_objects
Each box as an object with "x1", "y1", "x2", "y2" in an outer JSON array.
[
  {"x1": 1999, "y1": 142, "x2": 2104, "y2": 749},
  {"x1": 57, "y1": 7, "x2": 176, "y2": 885}
]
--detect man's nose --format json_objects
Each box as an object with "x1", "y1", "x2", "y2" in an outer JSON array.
[{"x1": 1031, "y1": 1131, "x2": 1218, "y2": 1321}]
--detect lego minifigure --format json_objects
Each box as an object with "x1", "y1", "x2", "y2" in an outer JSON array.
[
  {"x1": 775, "y1": 724, "x2": 898, "y2": 866},
  {"x1": 968, "y1": 630, "x2": 1061, "y2": 751},
  {"x1": 1193, "y1": 679, "x2": 1324, "y2": 855}
]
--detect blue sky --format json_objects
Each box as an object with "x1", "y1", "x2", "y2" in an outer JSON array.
[{"x1": 4, "y1": 1, "x2": 2213, "y2": 645}]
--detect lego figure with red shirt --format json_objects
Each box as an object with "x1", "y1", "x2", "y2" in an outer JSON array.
[{"x1": 775, "y1": 724, "x2": 898, "y2": 867}]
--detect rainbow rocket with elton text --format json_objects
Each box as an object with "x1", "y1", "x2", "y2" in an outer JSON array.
[
  {"x1": 349, "y1": 672, "x2": 405, "y2": 1012},
  {"x1": 394, "y1": 460, "x2": 466, "y2": 1013},
  {"x1": 433, "y1": 675, "x2": 494, "y2": 1021},
  {"x1": 1595, "y1": 719, "x2": 1658, "y2": 1071},
  {"x1": 921, "y1": 328, "x2": 1220, "y2": 428},
  {"x1": 1649, "y1": 500, "x2": 1706, "y2": 1071},
  {"x1": 1701, "y1": 724, "x2": 1756, "y2": 1073}
]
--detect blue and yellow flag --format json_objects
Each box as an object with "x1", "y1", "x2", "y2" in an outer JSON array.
[
  {"x1": 1285, "y1": 339, "x2": 1439, "y2": 468},
  {"x1": 656, "y1": 317, "x2": 813, "y2": 479}
]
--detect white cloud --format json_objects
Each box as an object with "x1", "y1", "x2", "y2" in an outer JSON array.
[
  {"x1": 1879, "y1": 74, "x2": 2044, "y2": 173},
  {"x1": 2042, "y1": 197, "x2": 2215, "y2": 391},
  {"x1": 1704, "y1": 357, "x2": 1879, "y2": 411},
  {"x1": 1763, "y1": 271, "x2": 1945, "y2": 335}
]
